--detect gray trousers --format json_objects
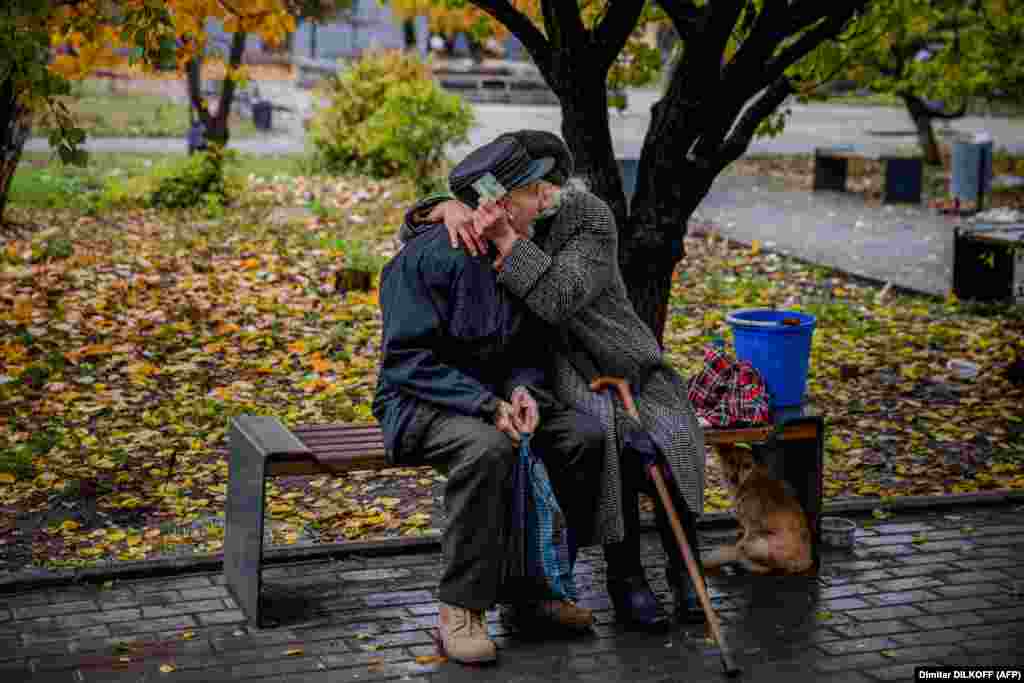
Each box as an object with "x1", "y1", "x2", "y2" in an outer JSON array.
[{"x1": 415, "y1": 405, "x2": 604, "y2": 610}]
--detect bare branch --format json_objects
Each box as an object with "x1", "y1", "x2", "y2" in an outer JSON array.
[
  {"x1": 716, "y1": 76, "x2": 794, "y2": 166},
  {"x1": 594, "y1": 0, "x2": 647, "y2": 71},
  {"x1": 470, "y1": 0, "x2": 551, "y2": 72}
]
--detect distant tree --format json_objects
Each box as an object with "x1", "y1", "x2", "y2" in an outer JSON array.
[{"x1": 793, "y1": 0, "x2": 1024, "y2": 164}]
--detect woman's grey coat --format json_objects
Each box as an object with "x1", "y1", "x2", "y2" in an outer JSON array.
[{"x1": 493, "y1": 188, "x2": 705, "y2": 546}]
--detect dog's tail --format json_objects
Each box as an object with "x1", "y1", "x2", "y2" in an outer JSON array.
[{"x1": 701, "y1": 544, "x2": 741, "y2": 570}]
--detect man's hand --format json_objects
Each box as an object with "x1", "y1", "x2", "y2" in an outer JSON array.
[
  {"x1": 427, "y1": 200, "x2": 487, "y2": 257},
  {"x1": 509, "y1": 386, "x2": 539, "y2": 435},
  {"x1": 472, "y1": 202, "x2": 519, "y2": 270},
  {"x1": 493, "y1": 400, "x2": 521, "y2": 443}
]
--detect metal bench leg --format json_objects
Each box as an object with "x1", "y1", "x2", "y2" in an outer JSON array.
[
  {"x1": 226, "y1": 421, "x2": 270, "y2": 628},
  {"x1": 224, "y1": 416, "x2": 312, "y2": 628}
]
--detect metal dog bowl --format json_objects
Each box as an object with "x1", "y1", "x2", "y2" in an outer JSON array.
[{"x1": 820, "y1": 516, "x2": 857, "y2": 548}]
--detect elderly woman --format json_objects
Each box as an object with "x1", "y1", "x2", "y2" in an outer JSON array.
[{"x1": 401, "y1": 131, "x2": 706, "y2": 629}]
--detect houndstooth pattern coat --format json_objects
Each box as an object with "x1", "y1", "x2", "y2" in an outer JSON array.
[{"x1": 497, "y1": 187, "x2": 705, "y2": 546}]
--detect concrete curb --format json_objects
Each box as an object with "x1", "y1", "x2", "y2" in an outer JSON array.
[{"x1": 2, "y1": 489, "x2": 1022, "y2": 594}]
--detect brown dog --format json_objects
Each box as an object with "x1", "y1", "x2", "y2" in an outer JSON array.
[{"x1": 703, "y1": 444, "x2": 813, "y2": 575}]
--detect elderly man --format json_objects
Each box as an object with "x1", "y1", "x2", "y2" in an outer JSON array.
[{"x1": 372, "y1": 138, "x2": 605, "y2": 665}]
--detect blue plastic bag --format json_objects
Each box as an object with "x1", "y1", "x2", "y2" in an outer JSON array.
[{"x1": 501, "y1": 433, "x2": 577, "y2": 603}]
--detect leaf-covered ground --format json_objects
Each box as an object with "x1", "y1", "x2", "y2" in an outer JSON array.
[{"x1": 1, "y1": 167, "x2": 1023, "y2": 572}]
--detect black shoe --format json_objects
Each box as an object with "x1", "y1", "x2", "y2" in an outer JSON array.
[{"x1": 606, "y1": 575, "x2": 670, "y2": 632}]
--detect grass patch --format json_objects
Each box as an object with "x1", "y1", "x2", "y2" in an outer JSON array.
[{"x1": 37, "y1": 78, "x2": 260, "y2": 139}]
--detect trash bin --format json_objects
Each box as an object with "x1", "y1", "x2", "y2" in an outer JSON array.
[
  {"x1": 951, "y1": 132, "x2": 994, "y2": 206},
  {"x1": 252, "y1": 101, "x2": 273, "y2": 131},
  {"x1": 953, "y1": 223, "x2": 1024, "y2": 303}
]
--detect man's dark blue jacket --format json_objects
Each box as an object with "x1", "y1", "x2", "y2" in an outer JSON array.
[{"x1": 372, "y1": 222, "x2": 549, "y2": 464}]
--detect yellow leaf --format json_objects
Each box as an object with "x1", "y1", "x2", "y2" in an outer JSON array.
[
  {"x1": 61, "y1": 520, "x2": 81, "y2": 531},
  {"x1": 79, "y1": 547, "x2": 104, "y2": 557},
  {"x1": 268, "y1": 503, "x2": 293, "y2": 515},
  {"x1": 285, "y1": 647, "x2": 304, "y2": 656},
  {"x1": 107, "y1": 530, "x2": 127, "y2": 542},
  {"x1": 182, "y1": 631, "x2": 195, "y2": 640},
  {"x1": 415, "y1": 655, "x2": 446, "y2": 664},
  {"x1": 0, "y1": 473, "x2": 15, "y2": 484},
  {"x1": 159, "y1": 664, "x2": 176, "y2": 673},
  {"x1": 749, "y1": 240, "x2": 761, "y2": 256}
]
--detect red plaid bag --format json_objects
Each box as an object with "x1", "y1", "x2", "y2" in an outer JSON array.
[{"x1": 687, "y1": 344, "x2": 771, "y2": 428}]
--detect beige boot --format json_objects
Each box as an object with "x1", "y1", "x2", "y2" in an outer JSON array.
[{"x1": 438, "y1": 603, "x2": 497, "y2": 664}]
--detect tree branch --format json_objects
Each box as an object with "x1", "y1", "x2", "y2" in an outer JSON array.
[
  {"x1": 760, "y1": 5, "x2": 863, "y2": 88},
  {"x1": 715, "y1": 76, "x2": 794, "y2": 166},
  {"x1": 655, "y1": 0, "x2": 701, "y2": 40},
  {"x1": 541, "y1": 0, "x2": 586, "y2": 49},
  {"x1": 470, "y1": 0, "x2": 551, "y2": 72},
  {"x1": 594, "y1": 0, "x2": 648, "y2": 70}
]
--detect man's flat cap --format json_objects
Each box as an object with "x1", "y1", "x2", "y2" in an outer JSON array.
[
  {"x1": 499, "y1": 130, "x2": 574, "y2": 186},
  {"x1": 449, "y1": 136, "x2": 554, "y2": 208}
]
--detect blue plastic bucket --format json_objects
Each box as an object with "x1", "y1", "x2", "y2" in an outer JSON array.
[{"x1": 725, "y1": 309, "x2": 817, "y2": 408}]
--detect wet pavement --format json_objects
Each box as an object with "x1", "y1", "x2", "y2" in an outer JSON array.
[
  {"x1": 694, "y1": 175, "x2": 966, "y2": 298},
  {"x1": 1, "y1": 503, "x2": 1021, "y2": 682}
]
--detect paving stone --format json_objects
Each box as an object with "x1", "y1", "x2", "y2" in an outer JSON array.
[
  {"x1": 196, "y1": 609, "x2": 246, "y2": 626},
  {"x1": 918, "y1": 597, "x2": 995, "y2": 614},
  {"x1": 943, "y1": 569, "x2": 1011, "y2": 584},
  {"x1": 22, "y1": 624, "x2": 111, "y2": 646},
  {"x1": 140, "y1": 599, "x2": 227, "y2": 619},
  {"x1": 132, "y1": 576, "x2": 214, "y2": 593},
  {"x1": 12, "y1": 601, "x2": 99, "y2": 620},
  {"x1": 856, "y1": 535, "x2": 917, "y2": 546},
  {"x1": 0, "y1": 610, "x2": 11, "y2": 623},
  {"x1": 820, "y1": 584, "x2": 874, "y2": 600},
  {"x1": 107, "y1": 615, "x2": 196, "y2": 636},
  {"x1": 961, "y1": 637, "x2": 1024, "y2": 655},
  {"x1": 892, "y1": 552, "x2": 962, "y2": 566},
  {"x1": 890, "y1": 628, "x2": 969, "y2": 647},
  {"x1": 53, "y1": 609, "x2": 143, "y2": 628},
  {"x1": 871, "y1": 523, "x2": 935, "y2": 534},
  {"x1": 934, "y1": 583, "x2": 1008, "y2": 599},
  {"x1": 813, "y1": 652, "x2": 890, "y2": 673},
  {"x1": 818, "y1": 636, "x2": 898, "y2": 656},
  {"x1": 177, "y1": 586, "x2": 231, "y2": 601},
  {"x1": 908, "y1": 612, "x2": 985, "y2": 630},
  {"x1": 829, "y1": 560, "x2": 884, "y2": 572},
  {"x1": 984, "y1": 606, "x2": 1024, "y2": 624},
  {"x1": 956, "y1": 557, "x2": 1018, "y2": 571},
  {"x1": 834, "y1": 620, "x2": 915, "y2": 638},
  {"x1": 854, "y1": 545, "x2": 915, "y2": 558},
  {"x1": 230, "y1": 655, "x2": 327, "y2": 678},
  {"x1": 870, "y1": 577, "x2": 943, "y2": 592},
  {"x1": 820, "y1": 597, "x2": 872, "y2": 610},
  {"x1": 879, "y1": 564, "x2": 950, "y2": 578},
  {"x1": 847, "y1": 605, "x2": 925, "y2": 622},
  {"x1": 913, "y1": 540, "x2": 975, "y2": 552},
  {"x1": 864, "y1": 590, "x2": 942, "y2": 606}
]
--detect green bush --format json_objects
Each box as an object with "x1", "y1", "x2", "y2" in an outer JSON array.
[
  {"x1": 326, "y1": 238, "x2": 387, "y2": 273},
  {"x1": 308, "y1": 51, "x2": 473, "y2": 187},
  {"x1": 148, "y1": 145, "x2": 240, "y2": 209}
]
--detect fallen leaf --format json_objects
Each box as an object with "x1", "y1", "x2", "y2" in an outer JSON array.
[
  {"x1": 415, "y1": 655, "x2": 446, "y2": 664},
  {"x1": 182, "y1": 631, "x2": 195, "y2": 640},
  {"x1": 0, "y1": 473, "x2": 15, "y2": 484},
  {"x1": 285, "y1": 647, "x2": 304, "y2": 656},
  {"x1": 159, "y1": 664, "x2": 176, "y2": 673}
]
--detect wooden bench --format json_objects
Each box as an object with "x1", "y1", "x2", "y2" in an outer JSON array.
[
  {"x1": 813, "y1": 145, "x2": 923, "y2": 204},
  {"x1": 225, "y1": 408, "x2": 825, "y2": 627}
]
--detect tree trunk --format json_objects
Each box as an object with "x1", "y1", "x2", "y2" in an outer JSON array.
[
  {"x1": 0, "y1": 75, "x2": 32, "y2": 223},
  {"x1": 403, "y1": 19, "x2": 417, "y2": 50},
  {"x1": 902, "y1": 94, "x2": 942, "y2": 165},
  {"x1": 187, "y1": 32, "x2": 247, "y2": 149}
]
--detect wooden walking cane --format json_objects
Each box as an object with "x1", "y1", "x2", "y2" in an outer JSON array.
[{"x1": 591, "y1": 376, "x2": 741, "y2": 677}]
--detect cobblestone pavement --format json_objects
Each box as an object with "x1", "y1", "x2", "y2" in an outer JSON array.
[{"x1": 1, "y1": 503, "x2": 1021, "y2": 682}]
